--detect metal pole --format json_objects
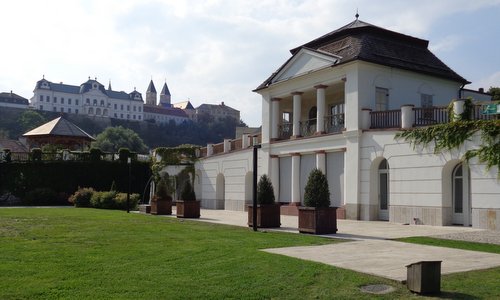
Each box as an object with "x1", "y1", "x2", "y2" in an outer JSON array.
[
  {"x1": 252, "y1": 144, "x2": 261, "y2": 231},
  {"x1": 127, "y1": 157, "x2": 131, "y2": 213}
]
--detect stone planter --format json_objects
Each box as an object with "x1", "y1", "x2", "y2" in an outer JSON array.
[
  {"x1": 151, "y1": 199, "x2": 172, "y2": 215},
  {"x1": 298, "y1": 206, "x2": 337, "y2": 234},
  {"x1": 176, "y1": 200, "x2": 200, "y2": 218},
  {"x1": 247, "y1": 204, "x2": 281, "y2": 228}
]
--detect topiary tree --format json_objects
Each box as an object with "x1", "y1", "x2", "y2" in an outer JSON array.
[
  {"x1": 180, "y1": 180, "x2": 196, "y2": 201},
  {"x1": 303, "y1": 168, "x2": 330, "y2": 208},
  {"x1": 257, "y1": 174, "x2": 275, "y2": 205},
  {"x1": 155, "y1": 176, "x2": 171, "y2": 201}
]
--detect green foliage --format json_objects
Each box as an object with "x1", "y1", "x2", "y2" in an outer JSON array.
[
  {"x1": 68, "y1": 187, "x2": 95, "y2": 207},
  {"x1": 2, "y1": 148, "x2": 11, "y2": 163},
  {"x1": 118, "y1": 148, "x2": 130, "y2": 163},
  {"x1": 18, "y1": 110, "x2": 46, "y2": 132},
  {"x1": 113, "y1": 193, "x2": 140, "y2": 210},
  {"x1": 93, "y1": 126, "x2": 148, "y2": 153},
  {"x1": 23, "y1": 187, "x2": 59, "y2": 206},
  {"x1": 489, "y1": 86, "x2": 500, "y2": 101},
  {"x1": 155, "y1": 176, "x2": 171, "y2": 200},
  {"x1": 180, "y1": 180, "x2": 196, "y2": 201},
  {"x1": 304, "y1": 169, "x2": 331, "y2": 208},
  {"x1": 396, "y1": 119, "x2": 500, "y2": 176},
  {"x1": 31, "y1": 148, "x2": 42, "y2": 161},
  {"x1": 257, "y1": 174, "x2": 275, "y2": 205},
  {"x1": 90, "y1": 191, "x2": 117, "y2": 209},
  {"x1": 448, "y1": 98, "x2": 474, "y2": 122},
  {"x1": 89, "y1": 148, "x2": 102, "y2": 161}
]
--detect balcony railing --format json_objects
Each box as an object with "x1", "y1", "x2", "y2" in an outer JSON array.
[
  {"x1": 324, "y1": 113, "x2": 345, "y2": 134},
  {"x1": 413, "y1": 107, "x2": 449, "y2": 127},
  {"x1": 278, "y1": 122, "x2": 292, "y2": 139},
  {"x1": 299, "y1": 119, "x2": 316, "y2": 137},
  {"x1": 370, "y1": 109, "x2": 401, "y2": 129}
]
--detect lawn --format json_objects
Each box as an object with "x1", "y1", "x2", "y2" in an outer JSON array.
[{"x1": 0, "y1": 208, "x2": 497, "y2": 299}]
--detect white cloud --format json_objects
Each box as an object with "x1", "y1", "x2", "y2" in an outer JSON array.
[{"x1": 468, "y1": 71, "x2": 500, "y2": 90}]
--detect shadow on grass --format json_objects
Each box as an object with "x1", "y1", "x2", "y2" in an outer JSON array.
[{"x1": 420, "y1": 291, "x2": 480, "y2": 299}]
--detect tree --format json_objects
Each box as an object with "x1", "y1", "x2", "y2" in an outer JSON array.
[
  {"x1": 18, "y1": 110, "x2": 46, "y2": 132},
  {"x1": 304, "y1": 169, "x2": 331, "y2": 208},
  {"x1": 92, "y1": 126, "x2": 148, "y2": 153},
  {"x1": 488, "y1": 86, "x2": 500, "y2": 101}
]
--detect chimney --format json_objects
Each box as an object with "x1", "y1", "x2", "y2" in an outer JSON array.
[
  {"x1": 221, "y1": 101, "x2": 225, "y2": 106},
  {"x1": 479, "y1": 88, "x2": 484, "y2": 93}
]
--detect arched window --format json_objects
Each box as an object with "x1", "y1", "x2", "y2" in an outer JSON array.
[{"x1": 378, "y1": 159, "x2": 389, "y2": 221}]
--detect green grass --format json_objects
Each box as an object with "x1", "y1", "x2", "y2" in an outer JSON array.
[
  {"x1": 0, "y1": 208, "x2": 498, "y2": 299},
  {"x1": 0, "y1": 208, "x2": 413, "y2": 299},
  {"x1": 397, "y1": 236, "x2": 500, "y2": 254}
]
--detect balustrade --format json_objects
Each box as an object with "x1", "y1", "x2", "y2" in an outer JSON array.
[
  {"x1": 324, "y1": 113, "x2": 345, "y2": 133},
  {"x1": 278, "y1": 122, "x2": 292, "y2": 140},
  {"x1": 370, "y1": 110, "x2": 401, "y2": 129}
]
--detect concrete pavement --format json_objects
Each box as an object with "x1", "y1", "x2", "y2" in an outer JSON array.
[{"x1": 170, "y1": 208, "x2": 500, "y2": 281}]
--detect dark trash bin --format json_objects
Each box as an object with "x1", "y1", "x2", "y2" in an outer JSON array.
[{"x1": 406, "y1": 260, "x2": 441, "y2": 294}]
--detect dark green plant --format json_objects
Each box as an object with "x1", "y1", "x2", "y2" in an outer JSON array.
[
  {"x1": 257, "y1": 174, "x2": 275, "y2": 205},
  {"x1": 155, "y1": 176, "x2": 171, "y2": 201},
  {"x1": 90, "y1": 148, "x2": 102, "y2": 161},
  {"x1": 118, "y1": 148, "x2": 130, "y2": 163},
  {"x1": 23, "y1": 188, "x2": 58, "y2": 206},
  {"x1": 3, "y1": 148, "x2": 11, "y2": 163},
  {"x1": 90, "y1": 191, "x2": 117, "y2": 209},
  {"x1": 447, "y1": 98, "x2": 473, "y2": 122},
  {"x1": 113, "y1": 192, "x2": 140, "y2": 210},
  {"x1": 31, "y1": 148, "x2": 42, "y2": 161},
  {"x1": 303, "y1": 169, "x2": 330, "y2": 208},
  {"x1": 180, "y1": 180, "x2": 196, "y2": 201},
  {"x1": 68, "y1": 187, "x2": 95, "y2": 207}
]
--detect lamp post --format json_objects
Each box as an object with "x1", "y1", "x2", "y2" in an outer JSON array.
[
  {"x1": 252, "y1": 144, "x2": 262, "y2": 232},
  {"x1": 127, "y1": 157, "x2": 131, "y2": 213}
]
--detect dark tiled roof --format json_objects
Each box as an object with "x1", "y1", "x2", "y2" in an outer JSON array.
[
  {"x1": 0, "y1": 92, "x2": 29, "y2": 105},
  {"x1": 23, "y1": 117, "x2": 95, "y2": 140},
  {"x1": 160, "y1": 82, "x2": 171, "y2": 96},
  {"x1": 196, "y1": 103, "x2": 239, "y2": 112},
  {"x1": 147, "y1": 80, "x2": 157, "y2": 93},
  {"x1": 173, "y1": 101, "x2": 194, "y2": 110},
  {"x1": 255, "y1": 19, "x2": 468, "y2": 91},
  {"x1": 143, "y1": 105, "x2": 188, "y2": 117},
  {"x1": 0, "y1": 139, "x2": 28, "y2": 152}
]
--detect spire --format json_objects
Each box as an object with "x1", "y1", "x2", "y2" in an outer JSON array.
[
  {"x1": 108, "y1": 80, "x2": 112, "y2": 91},
  {"x1": 160, "y1": 81, "x2": 171, "y2": 96},
  {"x1": 147, "y1": 79, "x2": 157, "y2": 93},
  {"x1": 355, "y1": 8, "x2": 359, "y2": 20},
  {"x1": 159, "y1": 80, "x2": 171, "y2": 107}
]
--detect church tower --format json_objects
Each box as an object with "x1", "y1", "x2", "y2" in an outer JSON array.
[
  {"x1": 159, "y1": 81, "x2": 171, "y2": 107},
  {"x1": 146, "y1": 79, "x2": 157, "y2": 105}
]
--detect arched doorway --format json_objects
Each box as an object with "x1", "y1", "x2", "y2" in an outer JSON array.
[
  {"x1": 378, "y1": 159, "x2": 389, "y2": 221},
  {"x1": 216, "y1": 173, "x2": 225, "y2": 209},
  {"x1": 452, "y1": 163, "x2": 471, "y2": 226}
]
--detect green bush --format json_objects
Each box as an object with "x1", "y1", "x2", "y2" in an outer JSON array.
[
  {"x1": 303, "y1": 169, "x2": 330, "y2": 208},
  {"x1": 89, "y1": 148, "x2": 102, "y2": 161},
  {"x1": 180, "y1": 181, "x2": 196, "y2": 201},
  {"x1": 91, "y1": 191, "x2": 117, "y2": 209},
  {"x1": 68, "y1": 187, "x2": 95, "y2": 207},
  {"x1": 23, "y1": 188, "x2": 58, "y2": 206},
  {"x1": 114, "y1": 192, "x2": 140, "y2": 210},
  {"x1": 257, "y1": 174, "x2": 275, "y2": 205},
  {"x1": 31, "y1": 148, "x2": 42, "y2": 161},
  {"x1": 118, "y1": 148, "x2": 130, "y2": 163},
  {"x1": 155, "y1": 176, "x2": 171, "y2": 200},
  {"x1": 2, "y1": 148, "x2": 11, "y2": 163}
]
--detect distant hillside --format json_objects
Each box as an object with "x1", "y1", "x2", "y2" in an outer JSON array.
[{"x1": 0, "y1": 107, "x2": 245, "y2": 149}]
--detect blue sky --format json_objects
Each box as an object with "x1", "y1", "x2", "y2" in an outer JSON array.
[{"x1": 1, "y1": 0, "x2": 499, "y2": 127}]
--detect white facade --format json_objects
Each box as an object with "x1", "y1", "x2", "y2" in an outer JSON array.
[
  {"x1": 194, "y1": 19, "x2": 500, "y2": 230},
  {"x1": 31, "y1": 78, "x2": 144, "y2": 121}
]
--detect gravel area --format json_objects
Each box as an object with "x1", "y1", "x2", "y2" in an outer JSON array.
[{"x1": 433, "y1": 230, "x2": 500, "y2": 245}]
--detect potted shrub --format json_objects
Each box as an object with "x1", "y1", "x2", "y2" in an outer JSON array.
[
  {"x1": 150, "y1": 177, "x2": 172, "y2": 215},
  {"x1": 176, "y1": 180, "x2": 200, "y2": 218},
  {"x1": 298, "y1": 168, "x2": 337, "y2": 234},
  {"x1": 247, "y1": 174, "x2": 280, "y2": 228}
]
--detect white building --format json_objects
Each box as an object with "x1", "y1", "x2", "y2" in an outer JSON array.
[
  {"x1": 194, "y1": 17, "x2": 500, "y2": 230},
  {"x1": 31, "y1": 77, "x2": 144, "y2": 121},
  {"x1": 0, "y1": 91, "x2": 29, "y2": 109}
]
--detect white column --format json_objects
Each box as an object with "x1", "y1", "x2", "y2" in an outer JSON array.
[
  {"x1": 315, "y1": 85, "x2": 327, "y2": 134},
  {"x1": 292, "y1": 92, "x2": 303, "y2": 137},
  {"x1": 453, "y1": 99, "x2": 465, "y2": 120},
  {"x1": 360, "y1": 108, "x2": 371, "y2": 130},
  {"x1": 242, "y1": 134, "x2": 249, "y2": 148},
  {"x1": 270, "y1": 155, "x2": 280, "y2": 201},
  {"x1": 223, "y1": 139, "x2": 231, "y2": 153},
  {"x1": 271, "y1": 98, "x2": 281, "y2": 140},
  {"x1": 291, "y1": 153, "x2": 301, "y2": 204},
  {"x1": 207, "y1": 143, "x2": 213, "y2": 157},
  {"x1": 316, "y1": 150, "x2": 326, "y2": 174},
  {"x1": 401, "y1": 104, "x2": 415, "y2": 129}
]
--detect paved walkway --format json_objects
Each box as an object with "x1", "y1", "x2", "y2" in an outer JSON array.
[{"x1": 171, "y1": 208, "x2": 500, "y2": 281}]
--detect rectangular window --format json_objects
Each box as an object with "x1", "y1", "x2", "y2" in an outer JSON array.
[
  {"x1": 114, "y1": 113, "x2": 117, "y2": 118},
  {"x1": 114, "y1": 104, "x2": 117, "y2": 110},
  {"x1": 60, "y1": 107, "x2": 64, "y2": 112},
  {"x1": 53, "y1": 106, "x2": 57, "y2": 111},
  {"x1": 39, "y1": 95, "x2": 43, "y2": 102},
  {"x1": 121, "y1": 113, "x2": 123, "y2": 118},
  {"x1": 68, "y1": 108, "x2": 72, "y2": 113},
  {"x1": 76, "y1": 99, "x2": 79, "y2": 105},
  {"x1": 61, "y1": 98, "x2": 64, "y2": 104},
  {"x1": 127, "y1": 114, "x2": 130, "y2": 119},
  {"x1": 40, "y1": 105, "x2": 43, "y2": 110},
  {"x1": 133, "y1": 115, "x2": 136, "y2": 120},
  {"x1": 121, "y1": 104, "x2": 124, "y2": 110},
  {"x1": 138, "y1": 115, "x2": 141, "y2": 120},
  {"x1": 133, "y1": 106, "x2": 136, "y2": 111},
  {"x1": 86, "y1": 98, "x2": 90, "y2": 104},
  {"x1": 127, "y1": 105, "x2": 130, "y2": 111},
  {"x1": 421, "y1": 94, "x2": 434, "y2": 119},
  {"x1": 75, "y1": 109, "x2": 79, "y2": 114},
  {"x1": 53, "y1": 97, "x2": 57, "y2": 103},
  {"x1": 139, "y1": 107, "x2": 142, "y2": 112},
  {"x1": 375, "y1": 87, "x2": 389, "y2": 111},
  {"x1": 46, "y1": 95, "x2": 50, "y2": 101},
  {"x1": 282, "y1": 112, "x2": 292, "y2": 123},
  {"x1": 68, "y1": 98, "x2": 72, "y2": 105}
]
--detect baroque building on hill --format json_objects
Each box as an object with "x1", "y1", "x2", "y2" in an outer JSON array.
[
  {"x1": 0, "y1": 91, "x2": 29, "y2": 109},
  {"x1": 193, "y1": 17, "x2": 500, "y2": 230},
  {"x1": 31, "y1": 77, "x2": 144, "y2": 121}
]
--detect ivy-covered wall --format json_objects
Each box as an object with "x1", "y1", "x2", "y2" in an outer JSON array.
[{"x1": 0, "y1": 161, "x2": 151, "y2": 205}]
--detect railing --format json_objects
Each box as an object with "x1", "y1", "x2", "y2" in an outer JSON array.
[
  {"x1": 473, "y1": 104, "x2": 496, "y2": 120},
  {"x1": 278, "y1": 122, "x2": 292, "y2": 140},
  {"x1": 370, "y1": 109, "x2": 401, "y2": 129},
  {"x1": 324, "y1": 113, "x2": 345, "y2": 134},
  {"x1": 299, "y1": 119, "x2": 316, "y2": 137},
  {"x1": 414, "y1": 107, "x2": 449, "y2": 127},
  {"x1": 0, "y1": 151, "x2": 150, "y2": 163},
  {"x1": 212, "y1": 143, "x2": 224, "y2": 155}
]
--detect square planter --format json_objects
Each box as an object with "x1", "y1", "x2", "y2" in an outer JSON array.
[
  {"x1": 139, "y1": 204, "x2": 151, "y2": 214},
  {"x1": 176, "y1": 200, "x2": 200, "y2": 218},
  {"x1": 298, "y1": 206, "x2": 337, "y2": 234},
  {"x1": 247, "y1": 204, "x2": 281, "y2": 228},
  {"x1": 151, "y1": 200, "x2": 172, "y2": 215},
  {"x1": 406, "y1": 261, "x2": 441, "y2": 294}
]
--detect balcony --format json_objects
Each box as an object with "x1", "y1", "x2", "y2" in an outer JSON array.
[{"x1": 278, "y1": 113, "x2": 345, "y2": 139}]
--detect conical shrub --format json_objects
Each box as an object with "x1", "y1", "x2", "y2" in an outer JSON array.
[
  {"x1": 257, "y1": 174, "x2": 275, "y2": 205},
  {"x1": 303, "y1": 168, "x2": 330, "y2": 208}
]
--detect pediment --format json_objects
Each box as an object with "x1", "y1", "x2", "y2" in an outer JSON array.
[{"x1": 272, "y1": 48, "x2": 341, "y2": 84}]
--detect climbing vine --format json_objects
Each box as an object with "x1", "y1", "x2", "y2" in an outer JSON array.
[
  {"x1": 151, "y1": 144, "x2": 200, "y2": 184},
  {"x1": 395, "y1": 118, "x2": 500, "y2": 176}
]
